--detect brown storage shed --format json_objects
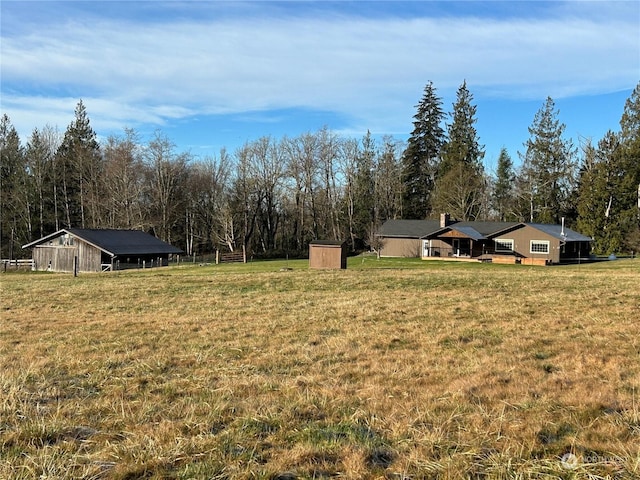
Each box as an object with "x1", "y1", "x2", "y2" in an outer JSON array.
[{"x1": 309, "y1": 240, "x2": 347, "y2": 269}]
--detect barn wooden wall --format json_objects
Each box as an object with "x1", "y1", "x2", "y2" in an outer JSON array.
[{"x1": 33, "y1": 240, "x2": 102, "y2": 272}]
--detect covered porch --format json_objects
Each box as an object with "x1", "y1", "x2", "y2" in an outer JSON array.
[{"x1": 421, "y1": 226, "x2": 489, "y2": 261}]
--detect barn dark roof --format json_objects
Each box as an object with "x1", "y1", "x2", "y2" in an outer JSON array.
[{"x1": 23, "y1": 229, "x2": 182, "y2": 257}]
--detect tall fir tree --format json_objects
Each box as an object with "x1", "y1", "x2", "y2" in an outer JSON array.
[
  {"x1": 0, "y1": 115, "x2": 26, "y2": 258},
  {"x1": 54, "y1": 100, "x2": 102, "y2": 228},
  {"x1": 433, "y1": 81, "x2": 486, "y2": 220},
  {"x1": 576, "y1": 133, "x2": 625, "y2": 254},
  {"x1": 617, "y1": 82, "x2": 640, "y2": 251},
  {"x1": 493, "y1": 147, "x2": 516, "y2": 221},
  {"x1": 517, "y1": 97, "x2": 577, "y2": 224},
  {"x1": 438, "y1": 80, "x2": 484, "y2": 176},
  {"x1": 577, "y1": 83, "x2": 640, "y2": 254},
  {"x1": 401, "y1": 81, "x2": 445, "y2": 219}
]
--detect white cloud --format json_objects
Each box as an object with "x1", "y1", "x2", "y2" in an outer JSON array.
[{"x1": 1, "y1": 2, "x2": 638, "y2": 141}]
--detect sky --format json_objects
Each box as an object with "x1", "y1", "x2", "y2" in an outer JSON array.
[{"x1": 1, "y1": 0, "x2": 639, "y2": 172}]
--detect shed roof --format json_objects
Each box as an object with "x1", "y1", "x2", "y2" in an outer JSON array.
[
  {"x1": 23, "y1": 229, "x2": 183, "y2": 257},
  {"x1": 309, "y1": 240, "x2": 345, "y2": 246}
]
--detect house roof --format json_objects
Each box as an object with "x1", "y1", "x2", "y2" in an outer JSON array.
[
  {"x1": 526, "y1": 223, "x2": 592, "y2": 242},
  {"x1": 424, "y1": 221, "x2": 518, "y2": 240},
  {"x1": 448, "y1": 226, "x2": 487, "y2": 241},
  {"x1": 376, "y1": 219, "x2": 441, "y2": 238},
  {"x1": 23, "y1": 229, "x2": 183, "y2": 257},
  {"x1": 378, "y1": 219, "x2": 592, "y2": 242}
]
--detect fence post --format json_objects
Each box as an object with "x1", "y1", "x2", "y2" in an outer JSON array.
[{"x1": 73, "y1": 256, "x2": 78, "y2": 277}]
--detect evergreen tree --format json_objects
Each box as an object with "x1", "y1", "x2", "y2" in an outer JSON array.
[
  {"x1": 0, "y1": 114, "x2": 26, "y2": 258},
  {"x1": 493, "y1": 147, "x2": 516, "y2": 221},
  {"x1": 517, "y1": 97, "x2": 577, "y2": 223},
  {"x1": 54, "y1": 100, "x2": 102, "y2": 228},
  {"x1": 438, "y1": 81, "x2": 484, "y2": 176},
  {"x1": 617, "y1": 82, "x2": 640, "y2": 252},
  {"x1": 577, "y1": 83, "x2": 640, "y2": 254},
  {"x1": 433, "y1": 81, "x2": 486, "y2": 220},
  {"x1": 401, "y1": 81, "x2": 445, "y2": 219},
  {"x1": 576, "y1": 133, "x2": 625, "y2": 254}
]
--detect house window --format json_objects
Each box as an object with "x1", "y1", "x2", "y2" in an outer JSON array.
[
  {"x1": 530, "y1": 240, "x2": 550, "y2": 254},
  {"x1": 495, "y1": 239, "x2": 514, "y2": 252}
]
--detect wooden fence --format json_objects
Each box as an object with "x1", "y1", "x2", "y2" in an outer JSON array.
[
  {"x1": 216, "y1": 246, "x2": 246, "y2": 264},
  {"x1": 2, "y1": 259, "x2": 34, "y2": 271}
]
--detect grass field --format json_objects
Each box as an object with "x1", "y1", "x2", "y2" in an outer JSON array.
[{"x1": 1, "y1": 257, "x2": 639, "y2": 479}]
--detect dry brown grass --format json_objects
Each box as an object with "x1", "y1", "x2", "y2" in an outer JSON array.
[{"x1": 1, "y1": 258, "x2": 639, "y2": 479}]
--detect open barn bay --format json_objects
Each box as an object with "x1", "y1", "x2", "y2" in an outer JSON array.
[{"x1": 1, "y1": 259, "x2": 639, "y2": 479}]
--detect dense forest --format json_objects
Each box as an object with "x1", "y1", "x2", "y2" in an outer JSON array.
[{"x1": 1, "y1": 81, "x2": 639, "y2": 259}]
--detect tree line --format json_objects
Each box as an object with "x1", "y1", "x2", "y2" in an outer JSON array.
[{"x1": 1, "y1": 81, "x2": 639, "y2": 259}]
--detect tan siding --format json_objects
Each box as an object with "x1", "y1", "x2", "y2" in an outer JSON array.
[
  {"x1": 380, "y1": 238, "x2": 421, "y2": 257},
  {"x1": 496, "y1": 225, "x2": 560, "y2": 264},
  {"x1": 309, "y1": 245, "x2": 346, "y2": 269}
]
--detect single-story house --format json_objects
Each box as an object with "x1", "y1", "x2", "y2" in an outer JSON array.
[
  {"x1": 22, "y1": 229, "x2": 183, "y2": 273},
  {"x1": 377, "y1": 214, "x2": 592, "y2": 264}
]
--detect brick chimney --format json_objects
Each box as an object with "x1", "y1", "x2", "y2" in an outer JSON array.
[{"x1": 440, "y1": 213, "x2": 451, "y2": 228}]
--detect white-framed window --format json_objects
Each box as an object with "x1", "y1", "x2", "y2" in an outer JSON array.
[
  {"x1": 530, "y1": 240, "x2": 550, "y2": 254},
  {"x1": 495, "y1": 238, "x2": 514, "y2": 252}
]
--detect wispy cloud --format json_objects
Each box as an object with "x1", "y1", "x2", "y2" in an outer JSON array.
[{"x1": 1, "y1": 1, "x2": 638, "y2": 141}]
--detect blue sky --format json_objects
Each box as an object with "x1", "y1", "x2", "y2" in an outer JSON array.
[{"x1": 1, "y1": 1, "x2": 638, "y2": 172}]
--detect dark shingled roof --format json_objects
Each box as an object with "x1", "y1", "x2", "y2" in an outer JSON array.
[
  {"x1": 376, "y1": 219, "x2": 441, "y2": 238},
  {"x1": 23, "y1": 229, "x2": 182, "y2": 256},
  {"x1": 378, "y1": 219, "x2": 592, "y2": 242},
  {"x1": 526, "y1": 223, "x2": 592, "y2": 242}
]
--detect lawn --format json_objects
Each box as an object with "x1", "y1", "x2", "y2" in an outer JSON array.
[{"x1": 1, "y1": 258, "x2": 639, "y2": 479}]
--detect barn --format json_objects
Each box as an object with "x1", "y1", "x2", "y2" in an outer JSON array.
[{"x1": 22, "y1": 229, "x2": 182, "y2": 273}]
